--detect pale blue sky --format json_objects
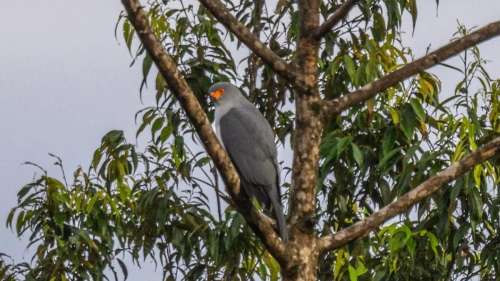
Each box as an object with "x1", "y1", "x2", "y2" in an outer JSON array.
[{"x1": 0, "y1": 1, "x2": 499, "y2": 280}]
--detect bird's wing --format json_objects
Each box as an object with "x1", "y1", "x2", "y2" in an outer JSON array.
[
  {"x1": 219, "y1": 106, "x2": 278, "y2": 189},
  {"x1": 219, "y1": 106, "x2": 288, "y2": 241}
]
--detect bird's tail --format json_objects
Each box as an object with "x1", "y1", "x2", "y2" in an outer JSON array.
[{"x1": 270, "y1": 196, "x2": 288, "y2": 242}]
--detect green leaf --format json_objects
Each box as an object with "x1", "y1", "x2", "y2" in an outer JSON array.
[
  {"x1": 378, "y1": 147, "x2": 401, "y2": 170},
  {"x1": 321, "y1": 135, "x2": 352, "y2": 163},
  {"x1": 390, "y1": 108, "x2": 400, "y2": 125},
  {"x1": 17, "y1": 184, "x2": 33, "y2": 200},
  {"x1": 382, "y1": 128, "x2": 396, "y2": 156},
  {"x1": 400, "y1": 105, "x2": 417, "y2": 140},
  {"x1": 426, "y1": 231, "x2": 439, "y2": 257},
  {"x1": 372, "y1": 11, "x2": 386, "y2": 41},
  {"x1": 6, "y1": 209, "x2": 15, "y2": 228},
  {"x1": 91, "y1": 148, "x2": 102, "y2": 169},
  {"x1": 136, "y1": 109, "x2": 155, "y2": 137},
  {"x1": 46, "y1": 177, "x2": 65, "y2": 190},
  {"x1": 344, "y1": 55, "x2": 357, "y2": 84},
  {"x1": 355, "y1": 260, "x2": 367, "y2": 276},
  {"x1": 102, "y1": 130, "x2": 125, "y2": 146},
  {"x1": 473, "y1": 165, "x2": 482, "y2": 187},
  {"x1": 373, "y1": 270, "x2": 386, "y2": 281},
  {"x1": 406, "y1": 236, "x2": 416, "y2": 257},
  {"x1": 15, "y1": 211, "x2": 25, "y2": 235},
  {"x1": 141, "y1": 54, "x2": 154, "y2": 92},
  {"x1": 159, "y1": 124, "x2": 173, "y2": 143},
  {"x1": 122, "y1": 20, "x2": 134, "y2": 53},
  {"x1": 118, "y1": 182, "x2": 131, "y2": 202},
  {"x1": 117, "y1": 258, "x2": 128, "y2": 280},
  {"x1": 208, "y1": 231, "x2": 218, "y2": 260},
  {"x1": 348, "y1": 265, "x2": 358, "y2": 281},
  {"x1": 407, "y1": 0, "x2": 418, "y2": 31},
  {"x1": 351, "y1": 143, "x2": 364, "y2": 167},
  {"x1": 348, "y1": 260, "x2": 368, "y2": 281},
  {"x1": 470, "y1": 186, "x2": 483, "y2": 219},
  {"x1": 86, "y1": 195, "x2": 98, "y2": 213},
  {"x1": 263, "y1": 253, "x2": 280, "y2": 281},
  {"x1": 410, "y1": 99, "x2": 426, "y2": 122},
  {"x1": 151, "y1": 117, "x2": 165, "y2": 138}
]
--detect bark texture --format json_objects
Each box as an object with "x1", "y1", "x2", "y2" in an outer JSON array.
[{"x1": 285, "y1": 1, "x2": 323, "y2": 280}]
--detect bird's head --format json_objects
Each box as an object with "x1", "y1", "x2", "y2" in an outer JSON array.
[{"x1": 208, "y1": 82, "x2": 242, "y2": 105}]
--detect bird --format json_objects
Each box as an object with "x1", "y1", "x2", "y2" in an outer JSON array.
[{"x1": 208, "y1": 82, "x2": 288, "y2": 242}]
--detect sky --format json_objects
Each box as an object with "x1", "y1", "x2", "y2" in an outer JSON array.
[{"x1": 0, "y1": 1, "x2": 499, "y2": 280}]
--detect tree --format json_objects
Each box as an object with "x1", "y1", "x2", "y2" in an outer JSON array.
[{"x1": 3, "y1": 0, "x2": 500, "y2": 280}]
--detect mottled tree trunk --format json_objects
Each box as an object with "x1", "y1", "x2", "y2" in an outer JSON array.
[
  {"x1": 282, "y1": 232, "x2": 320, "y2": 281},
  {"x1": 285, "y1": 0, "x2": 322, "y2": 280}
]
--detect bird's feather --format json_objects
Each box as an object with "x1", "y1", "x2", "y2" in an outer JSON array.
[{"x1": 219, "y1": 105, "x2": 288, "y2": 241}]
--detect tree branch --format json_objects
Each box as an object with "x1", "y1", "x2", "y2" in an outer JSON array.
[
  {"x1": 321, "y1": 20, "x2": 500, "y2": 118},
  {"x1": 313, "y1": 0, "x2": 358, "y2": 39},
  {"x1": 247, "y1": 0, "x2": 264, "y2": 101},
  {"x1": 121, "y1": 0, "x2": 287, "y2": 264},
  {"x1": 198, "y1": 0, "x2": 310, "y2": 92},
  {"x1": 318, "y1": 136, "x2": 500, "y2": 253}
]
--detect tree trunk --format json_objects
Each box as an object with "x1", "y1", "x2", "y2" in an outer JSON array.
[
  {"x1": 283, "y1": 1, "x2": 322, "y2": 279},
  {"x1": 282, "y1": 231, "x2": 319, "y2": 281}
]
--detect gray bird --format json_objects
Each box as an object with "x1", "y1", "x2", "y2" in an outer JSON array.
[{"x1": 208, "y1": 82, "x2": 288, "y2": 242}]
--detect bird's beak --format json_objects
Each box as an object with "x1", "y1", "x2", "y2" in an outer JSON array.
[{"x1": 209, "y1": 88, "x2": 224, "y2": 101}]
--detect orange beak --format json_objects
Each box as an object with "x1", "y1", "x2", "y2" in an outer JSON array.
[{"x1": 209, "y1": 88, "x2": 224, "y2": 101}]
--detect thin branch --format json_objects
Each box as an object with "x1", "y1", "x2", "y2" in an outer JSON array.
[
  {"x1": 247, "y1": 0, "x2": 264, "y2": 101},
  {"x1": 211, "y1": 165, "x2": 223, "y2": 221},
  {"x1": 313, "y1": 0, "x2": 358, "y2": 39},
  {"x1": 121, "y1": 0, "x2": 287, "y2": 264},
  {"x1": 321, "y1": 20, "x2": 500, "y2": 118},
  {"x1": 198, "y1": 0, "x2": 310, "y2": 92},
  {"x1": 318, "y1": 136, "x2": 500, "y2": 252}
]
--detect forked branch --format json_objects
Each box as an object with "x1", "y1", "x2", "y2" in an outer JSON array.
[
  {"x1": 198, "y1": 0, "x2": 309, "y2": 92},
  {"x1": 319, "y1": 136, "x2": 500, "y2": 252},
  {"x1": 121, "y1": 0, "x2": 287, "y2": 263},
  {"x1": 321, "y1": 21, "x2": 500, "y2": 118},
  {"x1": 313, "y1": 0, "x2": 358, "y2": 39}
]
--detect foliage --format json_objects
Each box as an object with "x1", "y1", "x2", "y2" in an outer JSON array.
[
  {"x1": 0, "y1": 253, "x2": 29, "y2": 281},
  {"x1": 4, "y1": 0, "x2": 499, "y2": 280}
]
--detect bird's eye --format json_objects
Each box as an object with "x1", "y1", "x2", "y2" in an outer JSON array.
[{"x1": 209, "y1": 88, "x2": 224, "y2": 101}]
